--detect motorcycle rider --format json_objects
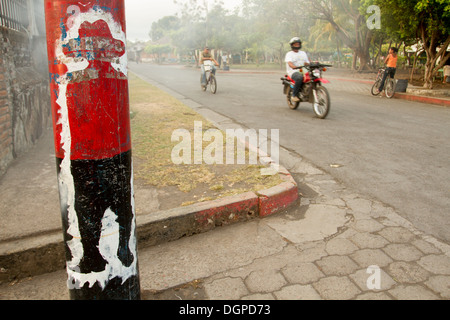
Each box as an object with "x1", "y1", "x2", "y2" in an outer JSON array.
[{"x1": 285, "y1": 37, "x2": 310, "y2": 102}]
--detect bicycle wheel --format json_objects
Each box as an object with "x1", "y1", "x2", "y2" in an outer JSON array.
[
  {"x1": 209, "y1": 74, "x2": 217, "y2": 94},
  {"x1": 371, "y1": 79, "x2": 382, "y2": 96},
  {"x1": 313, "y1": 86, "x2": 330, "y2": 119},
  {"x1": 385, "y1": 79, "x2": 396, "y2": 99}
]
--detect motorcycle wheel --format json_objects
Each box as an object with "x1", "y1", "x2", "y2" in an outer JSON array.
[
  {"x1": 286, "y1": 88, "x2": 300, "y2": 110},
  {"x1": 313, "y1": 86, "x2": 330, "y2": 119}
]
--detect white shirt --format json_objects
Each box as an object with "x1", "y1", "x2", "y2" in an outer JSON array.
[{"x1": 285, "y1": 50, "x2": 310, "y2": 77}]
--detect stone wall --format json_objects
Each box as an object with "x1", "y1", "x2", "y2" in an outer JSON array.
[{"x1": 0, "y1": 27, "x2": 51, "y2": 176}]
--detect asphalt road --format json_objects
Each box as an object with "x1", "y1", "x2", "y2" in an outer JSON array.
[{"x1": 129, "y1": 63, "x2": 450, "y2": 244}]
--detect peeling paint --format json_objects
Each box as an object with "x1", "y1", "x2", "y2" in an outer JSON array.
[{"x1": 47, "y1": 3, "x2": 138, "y2": 293}]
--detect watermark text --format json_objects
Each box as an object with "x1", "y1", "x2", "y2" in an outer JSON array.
[{"x1": 171, "y1": 121, "x2": 280, "y2": 175}]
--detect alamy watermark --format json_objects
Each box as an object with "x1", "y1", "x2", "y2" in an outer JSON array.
[
  {"x1": 171, "y1": 121, "x2": 280, "y2": 175},
  {"x1": 367, "y1": 265, "x2": 382, "y2": 290},
  {"x1": 367, "y1": 5, "x2": 381, "y2": 30}
]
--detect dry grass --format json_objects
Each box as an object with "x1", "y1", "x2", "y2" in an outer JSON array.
[{"x1": 129, "y1": 73, "x2": 282, "y2": 205}]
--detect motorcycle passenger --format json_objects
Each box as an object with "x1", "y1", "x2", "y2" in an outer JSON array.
[
  {"x1": 200, "y1": 46, "x2": 219, "y2": 88},
  {"x1": 285, "y1": 37, "x2": 310, "y2": 102},
  {"x1": 378, "y1": 47, "x2": 398, "y2": 93}
]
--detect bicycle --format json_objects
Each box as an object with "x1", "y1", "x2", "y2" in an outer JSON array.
[
  {"x1": 371, "y1": 67, "x2": 396, "y2": 99},
  {"x1": 200, "y1": 61, "x2": 217, "y2": 94}
]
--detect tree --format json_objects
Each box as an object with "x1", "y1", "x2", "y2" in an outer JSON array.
[
  {"x1": 145, "y1": 44, "x2": 172, "y2": 64},
  {"x1": 307, "y1": 0, "x2": 374, "y2": 71},
  {"x1": 242, "y1": 0, "x2": 313, "y2": 67},
  {"x1": 149, "y1": 16, "x2": 181, "y2": 42},
  {"x1": 373, "y1": 0, "x2": 450, "y2": 88},
  {"x1": 415, "y1": 0, "x2": 450, "y2": 88},
  {"x1": 309, "y1": 11, "x2": 353, "y2": 67},
  {"x1": 170, "y1": 0, "x2": 238, "y2": 63}
]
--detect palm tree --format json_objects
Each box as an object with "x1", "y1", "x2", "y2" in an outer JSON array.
[{"x1": 309, "y1": 14, "x2": 350, "y2": 67}]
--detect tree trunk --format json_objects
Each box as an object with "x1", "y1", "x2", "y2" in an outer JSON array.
[
  {"x1": 376, "y1": 37, "x2": 383, "y2": 66},
  {"x1": 279, "y1": 42, "x2": 284, "y2": 70},
  {"x1": 423, "y1": 60, "x2": 434, "y2": 89},
  {"x1": 357, "y1": 40, "x2": 372, "y2": 71},
  {"x1": 336, "y1": 38, "x2": 341, "y2": 68},
  {"x1": 403, "y1": 43, "x2": 411, "y2": 67},
  {"x1": 194, "y1": 50, "x2": 200, "y2": 67},
  {"x1": 358, "y1": 52, "x2": 370, "y2": 71},
  {"x1": 426, "y1": 41, "x2": 450, "y2": 88},
  {"x1": 410, "y1": 48, "x2": 419, "y2": 83},
  {"x1": 420, "y1": 23, "x2": 450, "y2": 89},
  {"x1": 352, "y1": 52, "x2": 358, "y2": 70},
  {"x1": 356, "y1": 23, "x2": 373, "y2": 71}
]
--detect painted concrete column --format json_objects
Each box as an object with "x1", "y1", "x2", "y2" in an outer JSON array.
[{"x1": 44, "y1": 0, "x2": 140, "y2": 300}]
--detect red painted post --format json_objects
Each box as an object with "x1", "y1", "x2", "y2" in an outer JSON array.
[{"x1": 44, "y1": 0, "x2": 140, "y2": 300}]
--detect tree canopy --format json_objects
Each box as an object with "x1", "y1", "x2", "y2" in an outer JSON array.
[{"x1": 144, "y1": 0, "x2": 449, "y2": 87}]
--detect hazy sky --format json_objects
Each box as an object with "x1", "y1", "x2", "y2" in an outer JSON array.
[{"x1": 125, "y1": 0, "x2": 243, "y2": 42}]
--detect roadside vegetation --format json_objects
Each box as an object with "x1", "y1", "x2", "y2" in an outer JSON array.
[{"x1": 128, "y1": 74, "x2": 282, "y2": 208}]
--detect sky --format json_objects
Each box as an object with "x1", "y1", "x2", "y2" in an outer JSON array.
[{"x1": 125, "y1": 0, "x2": 244, "y2": 42}]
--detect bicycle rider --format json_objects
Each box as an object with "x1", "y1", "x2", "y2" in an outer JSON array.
[
  {"x1": 285, "y1": 37, "x2": 310, "y2": 102},
  {"x1": 377, "y1": 47, "x2": 398, "y2": 94},
  {"x1": 200, "y1": 46, "x2": 219, "y2": 89}
]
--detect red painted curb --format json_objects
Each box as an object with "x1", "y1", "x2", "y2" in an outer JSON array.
[
  {"x1": 231, "y1": 135, "x2": 300, "y2": 218},
  {"x1": 394, "y1": 93, "x2": 450, "y2": 107},
  {"x1": 192, "y1": 170, "x2": 300, "y2": 226},
  {"x1": 257, "y1": 182, "x2": 300, "y2": 218},
  {"x1": 194, "y1": 192, "x2": 260, "y2": 230},
  {"x1": 0, "y1": 170, "x2": 300, "y2": 284}
]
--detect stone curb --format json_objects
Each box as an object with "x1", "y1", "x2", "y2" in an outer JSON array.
[
  {"x1": 0, "y1": 165, "x2": 298, "y2": 285},
  {"x1": 394, "y1": 92, "x2": 450, "y2": 107}
]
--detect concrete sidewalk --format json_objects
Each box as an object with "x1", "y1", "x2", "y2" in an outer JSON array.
[
  {"x1": 1, "y1": 74, "x2": 449, "y2": 300},
  {"x1": 0, "y1": 72, "x2": 300, "y2": 296},
  {"x1": 0, "y1": 124, "x2": 298, "y2": 287},
  {"x1": 1, "y1": 139, "x2": 449, "y2": 300}
]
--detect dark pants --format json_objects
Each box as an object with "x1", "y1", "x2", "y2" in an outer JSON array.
[
  {"x1": 379, "y1": 67, "x2": 396, "y2": 91},
  {"x1": 292, "y1": 72, "x2": 304, "y2": 97}
]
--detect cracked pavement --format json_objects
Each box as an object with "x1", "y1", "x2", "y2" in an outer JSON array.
[{"x1": 2, "y1": 147, "x2": 449, "y2": 300}]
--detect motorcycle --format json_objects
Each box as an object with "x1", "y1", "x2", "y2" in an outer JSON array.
[{"x1": 281, "y1": 63, "x2": 332, "y2": 119}]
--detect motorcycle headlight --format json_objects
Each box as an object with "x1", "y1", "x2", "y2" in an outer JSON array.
[{"x1": 313, "y1": 69, "x2": 321, "y2": 77}]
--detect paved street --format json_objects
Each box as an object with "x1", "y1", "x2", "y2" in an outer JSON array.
[
  {"x1": 1, "y1": 63, "x2": 449, "y2": 301},
  {"x1": 129, "y1": 63, "x2": 450, "y2": 244}
]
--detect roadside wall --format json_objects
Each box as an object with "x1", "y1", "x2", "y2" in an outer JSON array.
[{"x1": 0, "y1": 21, "x2": 50, "y2": 176}]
